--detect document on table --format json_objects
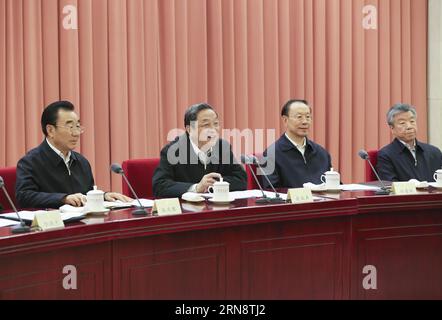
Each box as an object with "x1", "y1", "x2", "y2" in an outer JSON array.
[
  {"x1": 0, "y1": 210, "x2": 47, "y2": 222},
  {"x1": 198, "y1": 189, "x2": 287, "y2": 200},
  {"x1": 340, "y1": 184, "x2": 381, "y2": 191},
  {"x1": 0, "y1": 210, "x2": 86, "y2": 222},
  {"x1": 0, "y1": 218, "x2": 20, "y2": 227},
  {"x1": 104, "y1": 199, "x2": 154, "y2": 208}
]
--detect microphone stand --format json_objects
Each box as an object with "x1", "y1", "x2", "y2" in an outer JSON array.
[
  {"x1": 120, "y1": 173, "x2": 149, "y2": 215},
  {"x1": 254, "y1": 157, "x2": 286, "y2": 204},
  {"x1": 0, "y1": 182, "x2": 30, "y2": 234},
  {"x1": 244, "y1": 162, "x2": 271, "y2": 204},
  {"x1": 110, "y1": 164, "x2": 148, "y2": 216},
  {"x1": 365, "y1": 159, "x2": 390, "y2": 195}
]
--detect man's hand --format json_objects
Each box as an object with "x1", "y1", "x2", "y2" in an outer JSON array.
[
  {"x1": 63, "y1": 193, "x2": 87, "y2": 207},
  {"x1": 104, "y1": 192, "x2": 133, "y2": 202},
  {"x1": 196, "y1": 173, "x2": 222, "y2": 193}
]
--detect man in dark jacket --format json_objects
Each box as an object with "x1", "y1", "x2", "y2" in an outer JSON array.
[
  {"x1": 16, "y1": 101, "x2": 131, "y2": 208},
  {"x1": 262, "y1": 99, "x2": 332, "y2": 188},
  {"x1": 153, "y1": 103, "x2": 247, "y2": 198},
  {"x1": 377, "y1": 103, "x2": 442, "y2": 182}
]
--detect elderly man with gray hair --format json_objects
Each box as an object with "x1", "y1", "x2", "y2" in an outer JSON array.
[{"x1": 377, "y1": 103, "x2": 442, "y2": 182}]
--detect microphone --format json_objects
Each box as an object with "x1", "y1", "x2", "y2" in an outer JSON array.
[
  {"x1": 0, "y1": 176, "x2": 31, "y2": 234},
  {"x1": 110, "y1": 163, "x2": 148, "y2": 215},
  {"x1": 240, "y1": 155, "x2": 271, "y2": 203},
  {"x1": 358, "y1": 150, "x2": 390, "y2": 195},
  {"x1": 241, "y1": 155, "x2": 285, "y2": 203}
]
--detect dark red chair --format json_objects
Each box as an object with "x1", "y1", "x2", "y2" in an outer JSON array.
[
  {"x1": 365, "y1": 150, "x2": 379, "y2": 182},
  {"x1": 0, "y1": 166, "x2": 17, "y2": 211},
  {"x1": 121, "y1": 158, "x2": 160, "y2": 199},
  {"x1": 245, "y1": 153, "x2": 264, "y2": 190},
  {"x1": 245, "y1": 163, "x2": 260, "y2": 190}
]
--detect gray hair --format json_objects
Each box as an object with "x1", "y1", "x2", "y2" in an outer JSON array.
[{"x1": 386, "y1": 103, "x2": 417, "y2": 126}]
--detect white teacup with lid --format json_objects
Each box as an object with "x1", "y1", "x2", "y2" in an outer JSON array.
[
  {"x1": 434, "y1": 169, "x2": 442, "y2": 187},
  {"x1": 86, "y1": 186, "x2": 106, "y2": 212},
  {"x1": 208, "y1": 178, "x2": 230, "y2": 202},
  {"x1": 320, "y1": 168, "x2": 341, "y2": 190}
]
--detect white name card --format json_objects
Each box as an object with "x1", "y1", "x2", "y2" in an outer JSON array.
[
  {"x1": 391, "y1": 181, "x2": 417, "y2": 195},
  {"x1": 152, "y1": 198, "x2": 182, "y2": 216},
  {"x1": 287, "y1": 188, "x2": 314, "y2": 204},
  {"x1": 32, "y1": 211, "x2": 65, "y2": 231}
]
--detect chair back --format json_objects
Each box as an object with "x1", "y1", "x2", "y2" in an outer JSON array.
[
  {"x1": 365, "y1": 150, "x2": 379, "y2": 182},
  {"x1": 121, "y1": 158, "x2": 160, "y2": 198},
  {"x1": 0, "y1": 166, "x2": 17, "y2": 211}
]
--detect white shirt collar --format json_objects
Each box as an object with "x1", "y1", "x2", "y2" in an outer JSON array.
[
  {"x1": 189, "y1": 138, "x2": 212, "y2": 165},
  {"x1": 398, "y1": 139, "x2": 416, "y2": 150},
  {"x1": 285, "y1": 133, "x2": 306, "y2": 148},
  {"x1": 46, "y1": 138, "x2": 72, "y2": 164}
]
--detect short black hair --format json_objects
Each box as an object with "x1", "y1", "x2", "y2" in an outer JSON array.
[
  {"x1": 281, "y1": 99, "x2": 309, "y2": 117},
  {"x1": 184, "y1": 103, "x2": 217, "y2": 127},
  {"x1": 41, "y1": 100, "x2": 75, "y2": 136}
]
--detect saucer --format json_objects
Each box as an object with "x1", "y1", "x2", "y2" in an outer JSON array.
[
  {"x1": 415, "y1": 183, "x2": 429, "y2": 189},
  {"x1": 208, "y1": 197, "x2": 235, "y2": 204},
  {"x1": 429, "y1": 182, "x2": 442, "y2": 189},
  {"x1": 181, "y1": 192, "x2": 205, "y2": 203},
  {"x1": 409, "y1": 179, "x2": 429, "y2": 189}
]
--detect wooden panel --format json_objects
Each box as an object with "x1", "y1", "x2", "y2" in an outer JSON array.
[
  {"x1": 0, "y1": 243, "x2": 112, "y2": 300},
  {"x1": 239, "y1": 218, "x2": 350, "y2": 300},
  {"x1": 115, "y1": 231, "x2": 227, "y2": 299},
  {"x1": 352, "y1": 210, "x2": 442, "y2": 299}
]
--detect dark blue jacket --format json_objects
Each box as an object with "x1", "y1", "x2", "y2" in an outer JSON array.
[
  {"x1": 262, "y1": 134, "x2": 332, "y2": 188},
  {"x1": 16, "y1": 140, "x2": 94, "y2": 209},
  {"x1": 377, "y1": 138, "x2": 442, "y2": 182},
  {"x1": 152, "y1": 134, "x2": 247, "y2": 198}
]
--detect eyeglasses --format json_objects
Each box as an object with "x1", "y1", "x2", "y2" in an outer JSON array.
[
  {"x1": 55, "y1": 124, "x2": 85, "y2": 134},
  {"x1": 286, "y1": 115, "x2": 312, "y2": 121}
]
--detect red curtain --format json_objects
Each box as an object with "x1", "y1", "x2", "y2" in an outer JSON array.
[{"x1": 0, "y1": 0, "x2": 428, "y2": 192}]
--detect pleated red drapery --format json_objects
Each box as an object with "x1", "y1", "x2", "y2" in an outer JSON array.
[{"x1": 0, "y1": 0, "x2": 427, "y2": 191}]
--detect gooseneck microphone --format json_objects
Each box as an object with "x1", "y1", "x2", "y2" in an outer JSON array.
[
  {"x1": 241, "y1": 155, "x2": 285, "y2": 203},
  {"x1": 358, "y1": 150, "x2": 390, "y2": 195},
  {"x1": 240, "y1": 155, "x2": 270, "y2": 203},
  {"x1": 110, "y1": 163, "x2": 148, "y2": 215},
  {"x1": 0, "y1": 176, "x2": 31, "y2": 234}
]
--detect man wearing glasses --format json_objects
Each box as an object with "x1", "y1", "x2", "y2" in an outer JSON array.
[
  {"x1": 152, "y1": 103, "x2": 247, "y2": 197},
  {"x1": 262, "y1": 99, "x2": 333, "y2": 188},
  {"x1": 15, "y1": 100, "x2": 131, "y2": 209},
  {"x1": 377, "y1": 103, "x2": 442, "y2": 182}
]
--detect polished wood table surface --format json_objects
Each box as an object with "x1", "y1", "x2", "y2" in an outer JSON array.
[{"x1": 1, "y1": 188, "x2": 442, "y2": 299}]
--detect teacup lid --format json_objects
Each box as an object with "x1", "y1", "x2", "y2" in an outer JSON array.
[
  {"x1": 215, "y1": 177, "x2": 229, "y2": 185},
  {"x1": 325, "y1": 168, "x2": 339, "y2": 175},
  {"x1": 436, "y1": 169, "x2": 442, "y2": 173},
  {"x1": 87, "y1": 185, "x2": 104, "y2": 195}
]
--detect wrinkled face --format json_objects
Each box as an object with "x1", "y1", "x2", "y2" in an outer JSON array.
[
  {"x1": 46, "y1": 109, "x2": 82, "y2": 153},
  {"x1": 390, "y1": 111, "x2": 417, "y2": 144},
  {"x1": 186, "y1": 108, "x2": 220, "y2": 151},
  {"x1": 283, "y1": 102, "x2": 312, "y2": 139}
]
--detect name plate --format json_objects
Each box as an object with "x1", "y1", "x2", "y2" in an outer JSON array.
[
  {"x1": 287, "y1": 188, "x2": 314, "y2": 204},
  {"x1": 32, "y1": 211, "x2": 65, "y2": 231},
  {"x1": 152, "y1": 198, "x2": 182, "y2": 216},
  {"x1": 391, "y1": 182, "x2": 417, "y2": 195}
]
